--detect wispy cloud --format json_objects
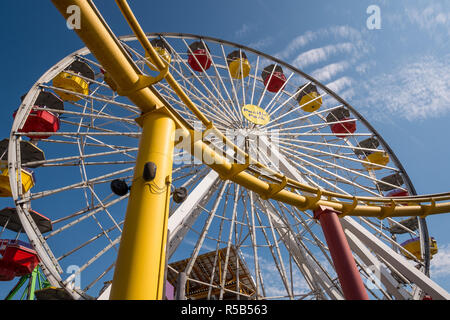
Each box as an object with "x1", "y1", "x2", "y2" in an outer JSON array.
[
  {"x1": 354, "y1": 54, "x2": 450, "y2": 121},
  {"x1": 431, "y1": 243, "x2": 450, "y2": 279},
  {"x1": 405, "y1": 3, "x2": 450, "y2": 36},
  {"x1": 311, "y1": 61, "x2": 350, "y2": 82},
  {"x1": 235, "y1": 23, "x2": 253, "y2": 38},
  {"x1": 325, "y1": 76, "x2": 353, "y2": 93},
  {"x1": 385, "y1": 2, "x2": 450, "y2": 41},
  {"x1": 275, "y1": 25, "x2": 364, "y2": 61},
  {"x1": 247, "y1": 36, "x2": 274, "y2": 51},
  {"x1": 292, "y1": 43, "x2": 355, "y2": 69}
]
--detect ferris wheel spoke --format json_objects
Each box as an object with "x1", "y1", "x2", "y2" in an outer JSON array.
[
  {"x1": 219, "y1": 44, "x2": 244, "y2": 123},
  {"x1": 86, "y1": 185, "x2": 123, "y2": 234},
  {"x1": 289, "y1": 206, "x2": 334, "y2": 267},
  {"x1": 176, "y1": 38, "x2": 241, "y2": 125},
  {"x1": 241, "y1": 190, "x2": 264, "y2": 298},
  {"x1": 157, "y1": 81, "x2": 234, "y2": 128},
  {"x1": 205, "y1": 184, "x2": 231, "y2": 299},
  {"x1": 265, "y1": 82, "x2": 311, "y2": 120},
  {"x1": 184, "y1": 181, "x2": 229, "y2": 277},
  {"x1": 218, "y1": 183, "x2": 240, "y2": 299},
  {"x1": 202, "y1": 43, "x2": 242, "y2": 124},
  {"x1": 276, "y1": 144, "x2": 395, "y2": 195},
  {"x1": 164, "y1": 61, "x2": 236, "y2": 127},
  {"x1": 18, "y1": 166, "x2": 133, "y2": 204},
  {"x1": 39, "y1": 84, "x2": 140, "y2": 116},
  {"x1": 45, "y1": 193, "x2": 128, "y2": 239},
  {"x1": 57, "y1": 219, "x2": 123, "y2": 263},
  {"x1": 21, "y1": 147, "x2": 138, "y2": 168},
  {"x1": 264, "y1": 72, "x2": 295, "y2": 115},
  {"x1": 253, "y1": 200, "x2": 293, "y2": 299},
  {"x1": 63, "y1": 235, "x2": 121, "y2": 287},
  {"x1": 83, "y1": 261, "x2": 116, "y2": 293},
  {"x1": 249, "y1": 55, "x2": 260, "y2": 107},
  {"x1": 276, "y1": 139, "x2": 398, "y2": 178},
  {"x1": 260, "y1": 199, "x2": 338, "y2": 299}
]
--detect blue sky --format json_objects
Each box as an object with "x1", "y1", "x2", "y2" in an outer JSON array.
[{"x1": 0, "y1": 0, "x2": 449, "y2": 297}]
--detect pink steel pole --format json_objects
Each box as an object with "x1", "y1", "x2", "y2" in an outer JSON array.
[{"x1": 314, "y1": 206, "x2": 369, "y2": 300}]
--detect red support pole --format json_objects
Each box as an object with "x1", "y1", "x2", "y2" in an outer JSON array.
[{"x1": 314, "y1": 206, "x2": 369, "y2": 300}]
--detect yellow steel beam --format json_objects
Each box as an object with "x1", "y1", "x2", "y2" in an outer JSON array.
[
  {"x1": 51, "y1": 0, "x2": 178, "y2": 300},
  {"x1": 109, "y1": 110, "x2": 175, "y2": 299}
]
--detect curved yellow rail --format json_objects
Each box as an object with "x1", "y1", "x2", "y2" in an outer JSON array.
[{"x1": 53, "y1": 0, "x2": 450, "y2": 219}]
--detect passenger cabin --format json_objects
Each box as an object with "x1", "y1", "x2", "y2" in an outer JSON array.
[
  {"x1": 325, "y1": 107, "x2": 356, "y2": 138},
  {"x1": 0, "y1": 139, "x2": 43, "y2": 197},
  {"x1": 187, "y1": 41, "x2": 212, "y2": 72},
  {"x1": 0, "y1": 240, "x2": 39, "y2": 281},
  {"x1": 0, "y1": 139, "x2": 45, "y2": 169},
  {"x1": 388, "y1": 217, "x2": 418, "y2": 234},
  {"x1": 354, "y1": 137, "x2": 389, "y2": 170},
  {"x1": 227, "y1": 50, "x2": 251, "y2": 79},
  {"x1": 296, "y1": 83, "x2": 322, "y2": 113},
  {"x1": 0, "y1": 167, "x2": 35, "y2": 197},
  {"x1": 0, "y1": 207, "x2": 52, "y2": 234},
  {"x1": 53, "y1": 60, "x2": 95, "y2": 102},
  {"x1": 13, "y1": 92, "x2": 63, "y2": 140},
  {"x1": 261, "y1": 64, "x2": 286, "y2": 93},
  {"x1": 376, "y1": 173, "x2": 403, "y2": 192},
  {"x1": 147, "y1": 38, "x2": 172, "y2": 71},
  {"x1": 376, "y1": 173, "x2": 409, "y2": 197},
  {"x1": 400, "y1": 237, "x2": 438, "y2": 261}
]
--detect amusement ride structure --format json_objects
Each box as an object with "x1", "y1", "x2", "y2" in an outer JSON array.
[{"x1": 1, "y1": 0, "x2": 450, "y2": 300}]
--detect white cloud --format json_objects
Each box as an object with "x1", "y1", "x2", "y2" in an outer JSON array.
[
  {"x1": 292, "y1": 43, "x2": 355, "y2": 69},
  {"x1": 354, "y1": 54, "x2": 450, "y2": 121},
  {"x1": 325, "y1": 76, "x2": 353, "y2": 93},
  {"x1": 235, "y1": 23, "x2": 253, "y2": 38},
  {"x1": 247, "y1": 36, "x2": 274, "y2": 50},
  {"x1": 385, "y1": 2, "x2": 450, "y2": 40},
  {"x1": 275, "y1": 25, "x2": 363, "y2": 61},
  {"x1": 405, "y1": 4, "x2": 450, "y2": 32},
  {"x1": 355, "y1": 61, "x2": 376, "y2": 75},
  {"x1": 431, "y1": 243, "x2": 450, "y2": 279},
  {"x1": 311, "y1": 61, "x2": 350, "y2": 82}
]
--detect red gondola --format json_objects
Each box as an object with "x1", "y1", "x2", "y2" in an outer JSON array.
[
  {"x1": 187, "y1": 41, "x2": 212, "y2": 72},
  {"x1": 0, "y1": 240, "x2": 39, "y2": 281},
  {"x1": 261, "y1": 64, "x2": 286, "y2": 93},
  {"x1": 13, "y1": 92, "x2": 64, "y2": 140},
  {"x1": 386, "y1": 188, "x2": 409, "y2": 197},
  {"x1": 326, "y1": 107, "x2": 356, "y2": 138}
]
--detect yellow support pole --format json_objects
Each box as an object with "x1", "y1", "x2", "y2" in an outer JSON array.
[{"x1": 110, "y1": 110, "x2": 175, "y2": 300}]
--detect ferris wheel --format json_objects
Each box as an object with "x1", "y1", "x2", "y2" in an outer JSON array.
[{"x1": 1, "y1": 1, "x2": 449, "y2": 301}]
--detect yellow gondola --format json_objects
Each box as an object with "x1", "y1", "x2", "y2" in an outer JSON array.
[
  {"x1": 0, "y1": 167, "x2": 35, "y2": 197},
  {"x1": 227, "y1": 50, "x2": 251, "y2": 79},
  {"x1": 296, "y1": 83, "x2": 322, "y2": 113},
  {"x1": 53, "y1": 60, "x2": 95, "y2": 102},
  {"x1": 401, "y1": 237, "x2": 438, "y2": 260},
  {"x1": 147, "y1": 38, "x2": 172, "y2": 72},
  {"x1": 354, "y1": 137, "x2": 390, "y2": 170},
  {"x1": 362, "y1": 151, "x2": 390, "y2": 170}
]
